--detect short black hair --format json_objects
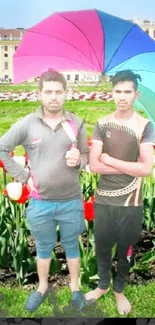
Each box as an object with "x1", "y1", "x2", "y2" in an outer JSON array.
[
  {"x1": 111, "y1": 70, "x2": 142, "y2": 90},
  {"x1": 39, "y1": 69, "x2": 67, "y2": 91}
]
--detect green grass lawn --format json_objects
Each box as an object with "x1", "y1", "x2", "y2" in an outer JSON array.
[
  {"x1": 0, "y1": 100, "x2": 116, "y2": 143},
  {"x1": 0, "y1": 100, "x2": 145, "y2": 137},
  {"x1": 0, "y1": 281, "x2": 155, "y2": 317}
]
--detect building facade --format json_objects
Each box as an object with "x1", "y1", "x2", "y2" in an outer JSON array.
[
  {"x1": 0, "y1": 18, "x2": 155, "y2": 83},
  {"x1": 0, "y1": 28, "x2": 24, "y2": 82}
]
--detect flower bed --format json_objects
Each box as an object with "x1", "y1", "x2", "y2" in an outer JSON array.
[{"x1": 0, "y1": 91, "x2": 113, "y2": 102}]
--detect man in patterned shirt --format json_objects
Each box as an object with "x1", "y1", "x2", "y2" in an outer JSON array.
[{"x1": 85, "y1": 70, "x2": 155, "y2": 315}]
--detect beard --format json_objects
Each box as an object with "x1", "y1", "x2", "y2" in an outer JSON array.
[{"x1": 43, "y1": 103, "x2": 63, "y2": 114}]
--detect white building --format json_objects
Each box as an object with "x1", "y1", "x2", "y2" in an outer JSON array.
[
  {"x1": 62, "y1": 70, "x2": 101, "y2": 83},
  {"x1": 0, "y1": 28, "x2": 24, "y2": 82}
]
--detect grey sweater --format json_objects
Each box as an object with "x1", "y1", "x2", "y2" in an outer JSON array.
[{"x1": 0, "y1": 107, "x2": 89, "y2": 200}]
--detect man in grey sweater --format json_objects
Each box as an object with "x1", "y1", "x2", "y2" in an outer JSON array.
[{"x1": 0, "y1": 70, "x2": 89, "y2": 312}]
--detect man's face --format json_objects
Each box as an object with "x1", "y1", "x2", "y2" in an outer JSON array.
[
  {"x1": 40, "y1": 81, "x2": 66, "y2": 114},
  {"x1": 112, "y1": 81, "x2": 139, "y2": 111}
]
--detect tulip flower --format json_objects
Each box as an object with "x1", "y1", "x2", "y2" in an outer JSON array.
[
  {"x1": 0, "y1": 160, "x2": 4, "y2": 168},
  {"x1": 0, "y1": 91, "x2": 113, "y2": 102},
  {"x1": 88, "y1": 137, "x2": 92, "y2": 147},
  {"x1": 16, "y1": 184, "x2": 30, "y2": 204},
  {"x1": 6, "y1": 182, "x2": 22, "y2": 200},
  {"x1": 84, "y1": 196, "x2": 95, "y2": 221},
  {"x1": 3, "y1": 182, "x2": 30, "y2": 204},
  {"x1": 24, "y1": 152, "x2": 29, "y2": 164},
  {"x1": 85, "y1": 164, "x2": 91, "y2": 173},
  {"x1": 13, "y1": 155, "x2": 26, "y2": 167}
]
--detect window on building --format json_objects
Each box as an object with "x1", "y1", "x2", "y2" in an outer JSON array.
[
  {"x1": 4, "y1": 54, "x2": 8, "y2": 58},
  {"x1": 67, "y1": 74, "x2": 70, "y2": 80},
  {"x1": 4, "y1": 62, "x2": 8, "y2": 70},
  {"x1": 75, "y1": 74, "x2": 79, "y2": 82},
  {"x1": 15, "y1": 46, "x2": 18, "y2": 51},
  {"x1": 4, "y1": 46, "x2": 8, "y2": 51},
  {"x1": 144, "y1": 20, "x2": 150, "y2": 23},
  {"x1": 4, "y1": 75, "x2": 8, "y2": 81},
  {"x1": 145, "y1": 29, "x2": 149, "y2": 35}
]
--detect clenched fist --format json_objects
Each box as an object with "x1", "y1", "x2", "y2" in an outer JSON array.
[{"x1": 65, "y1": 148, "x2": 81, "y2": 167}]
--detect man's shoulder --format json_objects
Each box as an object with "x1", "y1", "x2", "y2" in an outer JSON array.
[
  {"x1": 98, "y1": 113, "x2": 113, "y2": 125},
  {"x1": 135, "y1": 111, "x2": 149, "y2": 123},
  {"x1": 16, "y1": 112, "x2": 37, "y2": 125},
  {"x1": 134, "y1": 112, "x2": 151, "y2": 131},
  {"x1": 66, "y1": 111, "x2": 84, "y2": 127}
]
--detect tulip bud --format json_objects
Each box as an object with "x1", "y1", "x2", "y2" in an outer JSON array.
[
  {"x1": 6, "y1": 182, "x2": 22, "y2": 200},
  {"x1": 13, "y1": 155, "x2": 26, "y2": 167},
  {"x1": 85, "y1": 164, "x2": 91, "y2": 173}
]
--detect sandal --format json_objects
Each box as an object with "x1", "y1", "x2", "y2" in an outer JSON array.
[
  {"x1": 71, "y1": 291, "x2": 86, "y2": 311},
  {"x1": 25, "y1": 290, "x2": 48, "y2": 312}
]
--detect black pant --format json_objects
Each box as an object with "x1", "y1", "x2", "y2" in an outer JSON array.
[{"x1": 94, "y1": 203, "x2": 144, "y2": 293}]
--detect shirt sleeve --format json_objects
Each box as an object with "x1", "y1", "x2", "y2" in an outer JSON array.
[
  {"x1": 76, "y1": 123, "x2": 89, "y2": 170},
  {"x1": 0, "y1": 119, "x2": 30, "y2": 183},
  {"x1": 91, "y1": 120, "x2": 104, "y2": 144},
  {"x1": 140, "y1": 121, "x2": 155, "y2": 146}
]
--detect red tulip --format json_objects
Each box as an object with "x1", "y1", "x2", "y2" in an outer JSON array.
[
  {"x1": 2, "y1": 188, "x2": 8, "y2": 196},
  {"x1": 84, "y1": 196, "x2": 95, "y2": 221},
  {"x1": 3, "y1": 183, "x2": 30, "y2": 204},
  {"x1": 0, "y1": 161, "x2": 4, "y2": 168},
  {"x1": 24, "y1": 152, "x2": 29, "y2": 163},
  {"x1": 17, "y1": 184, "x2": 30, "y2": 203},
  {"x1": 88, "y1": 137, "x2": 92, "y2": 147}
]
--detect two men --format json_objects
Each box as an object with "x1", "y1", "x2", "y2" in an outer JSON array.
[
  {"x1": 85, "y1": 70, "x2": 155, "y2": 315},
  {"x1": 0, "y1": 70, "x2": 89, "y2": 311},
  {"x1": 0, "y1": 69, "x2": 154, "y2": 315}
]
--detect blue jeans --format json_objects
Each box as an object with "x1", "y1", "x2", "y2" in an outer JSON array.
[{"x1": 26, "y1": 197, "x2": 85, "y2": 259}]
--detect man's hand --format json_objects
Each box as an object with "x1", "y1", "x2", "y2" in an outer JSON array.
[
  {"x1": 100, "y1": 153, "x2": 112, "y2": 166},
  {"x1": 27, "y1": 177, "x2": 36, "y2": 192},
  {"x1": 65, "y1": 148, "x2": 81, "y2": 167},
  {"x1": 100, "y1": 144, "x2": 154, "y2": 177}
]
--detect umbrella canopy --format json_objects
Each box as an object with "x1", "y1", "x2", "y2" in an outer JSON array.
[{"x1": 13, "y1": 9, "x2": 155, "y2": 125}]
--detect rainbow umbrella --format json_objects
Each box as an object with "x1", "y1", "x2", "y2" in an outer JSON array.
[{"x1": 13, "y1": 9, "x2": 155, "y2": 125}]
